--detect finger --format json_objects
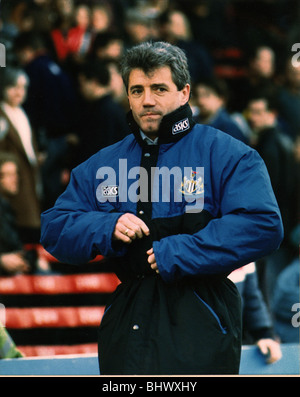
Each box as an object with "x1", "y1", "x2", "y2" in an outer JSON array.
[
  {"x1": 122, "y1": 225, "x2": 138, "y2": 240},
  {"x1": 114, "y1": 229, "x2": 133, "y2": 244},
  {"x1": 147, "y1": 253, "x2": 156, "y2": 265},
  {"x1": 147, "y1": 248, "x2": 153, "y2": 255},
  {"x1": 125, "y1": 220, "x2": 144, "y2": 239},
  {"x1": 125, "y1": 214, "x2": 150, "y2": 236},
  {"x1": 151, "y1": 264, "x2": 159, "y2": 274}
]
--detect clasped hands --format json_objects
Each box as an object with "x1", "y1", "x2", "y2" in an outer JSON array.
[{"x1": 113, "y1": 213, "x2": 159, "y2": 273}]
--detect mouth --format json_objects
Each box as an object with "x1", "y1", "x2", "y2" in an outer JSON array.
[{"x1": 140, "y1": 111, "x2": 162, "y2": 117}]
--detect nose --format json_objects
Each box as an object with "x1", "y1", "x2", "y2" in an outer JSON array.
[{"x1": 142, "y1": 88, "x2": 156, "y2": 107}]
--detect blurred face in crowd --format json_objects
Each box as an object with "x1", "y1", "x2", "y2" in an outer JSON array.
[
  {"x1": 167, "y1": 11, "x2": 191, "y2": 41},
  {"x1": 4, "y1": 74, "x2": 28, "y2": 107},
  {"x1": 92, "y1": 6, "x2": 110, "y2": 32},
  {"x1": 127, "y1": 66, "x2": 190, "y2": 139},
  {"x1": 247, "y1": 99, "x2": 276, "y2": 132},
  {"x1": 250, "y1": 47, "x2": 275, "y2": 78},
  {"x1": 96, "y1": 40, "x2": 123, "y2": 61},
  {"x1": 78, "y1": 76, "x2": 98, "y2": 101},
  {"x1": 194, "y1": 85, "x2": 224, "y2": 120},
  {"x1": 75, "y1": 5, "x2": 90, "y2": 29},
  {"x1": 286, "y1": 63, "x2": 300, "y2": 91},
  {"x1": 56, "y1": 0, "x2": 74, "y2": 17},
  {"x1": 0, "y1": 162, "x2": 19, "y2": 196},
  {"x1": 125, "y1": 21, "x2": 152, "y2": 44}
]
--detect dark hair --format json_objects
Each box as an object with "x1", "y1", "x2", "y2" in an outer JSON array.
[
  {"x1": 0, "y1": 67, "x2": 29, "y2": 101},
  {"x1": 0, "y1": 152, "x2": 19, "y2": 169},
  {"x1": 193, "y1": 77, "x2": 229, "y2": 101},
  {"x1": 247, "y1": 87, "x2": 279, "y2": 112},
  {"x1": 14, "y1": 31, "x2": 46, "y2": 52},
  {"x1": 120, "y1": 41, "x2": 191, "y2": 92},
  {"x1": 79, "y1": 60, "x2": 111, "y2": 86},
  {"x1": 92, "y1": 32, "x2": 122, "y2": 51}
]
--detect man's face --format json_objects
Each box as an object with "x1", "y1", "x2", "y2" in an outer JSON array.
[
  {"x1": 0, "y1": 162, "x2": 19, "y2": 196},
  {"x1": 194, "y1": 85, "x2": 224, "y2": 119},
  {"x1": 247, "y1": 99, "x2": 275, "y2": 131},
  {"x1": 127, "y1": 66, "x2": 190, "y2": 138}
]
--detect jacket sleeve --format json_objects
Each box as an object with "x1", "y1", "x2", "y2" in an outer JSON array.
[
  {"x1": 40, "y1": 163, "x2": 125, "y2": 265},
  {"x1": 153, "y1": 147, "x2": 284, "y2": 283}
]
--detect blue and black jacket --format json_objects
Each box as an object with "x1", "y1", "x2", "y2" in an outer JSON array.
[{"x1": 41, "y1": 104, "x2": 283, "y2": 375}]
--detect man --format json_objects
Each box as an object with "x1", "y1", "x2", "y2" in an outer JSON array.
[
  {"x1": 0, "y1": 67, "x2": 41, "y2": 243},
  {"x1": 276, "y1": 59, "x2": 300, "y2": 140},
  {"x1": 193, "y1": 77, "x2": 248, "y2": 144},
  {"x1": 76, "y1": 60, "x2": 129, "y2": 164},
  {"x1": 41, "y1": 41, "x2": 283, "y2": 375},
  {"x1": 14, "y1": 31, "x2": 78, "y2": 209},
  {"x1": 246, "y1": 92, "x2": 296, "y2": 305}
]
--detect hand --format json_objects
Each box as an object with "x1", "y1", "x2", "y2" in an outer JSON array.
[
  {"x1": 0, "y1": 252, "x2": 30, "y2": 274},
  {"x1": 256, "y1": 338, "x2": 282, "y2": 364},
  {"x1": 113, "y1": 213, "x2": 150, "y2": 244},
  {"x1": 147, "y1": 248, "x2": 159, "y2": 273}
]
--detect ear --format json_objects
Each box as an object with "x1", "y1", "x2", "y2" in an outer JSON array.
[{"x1": 181, "y1": 84, "x2": 191, "y2": 104}]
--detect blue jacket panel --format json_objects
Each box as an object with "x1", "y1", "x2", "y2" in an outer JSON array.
[{"x1": 41, "y1": 122, "x2": 283, "y2": 283}]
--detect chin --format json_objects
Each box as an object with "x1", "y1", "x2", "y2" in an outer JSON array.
[{"x1": 142, "y1": 122, "x2": 160, "y2": 134}]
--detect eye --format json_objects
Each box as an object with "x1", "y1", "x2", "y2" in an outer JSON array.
[
  {"x1": 130, "y1": 87, "x2": 143, "y2": 96},
  {"x1": 155, "y1": 86, "x2": 167, "y2": 93}
]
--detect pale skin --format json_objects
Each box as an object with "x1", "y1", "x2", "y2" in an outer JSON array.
[
  {"x1": 112, "y1": 66, "x2": 190, "y2": 273},
  {"x1": 256, "y1": 338, "x2": 282, "y2": 364}
]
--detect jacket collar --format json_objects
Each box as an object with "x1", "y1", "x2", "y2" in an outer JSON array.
[{"x1": 127, "y1": 103, "x2": 195, "y2": 147}]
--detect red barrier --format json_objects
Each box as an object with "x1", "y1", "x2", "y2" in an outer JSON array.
[
  {"x1": 17, "y1": 343, "x2": 98, "y2": 357},
  {"x1": 0, "y1": 273, "x2": 120, "y2": 295},
  {"x1": 6, "y1": 306, "x2": 106, "y2": 328}
]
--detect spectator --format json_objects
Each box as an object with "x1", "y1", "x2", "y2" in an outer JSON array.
[
  {"x1": 76, "y1": 60, "x2": 129, "y2": 163},
  {"x1": 14, "y1": 31, "x2": 79, "y2": 209},
  {"x1": 0, "y1": 0, "x2": 34, "y2": 64},
  {"x1": 276, "y1": 58, "x2": 300, "y2": 140},
  {"x1": 123, "y1": 8, "x2": 157, "y2": 48},
  {"x1": 91, "y1": 3, "x2": 113, "y2": 36},
  {"x1": 68, "y1": 3, "x2": 92, "y2": 59},
  {"x1": 50, "y1": 3, "x2": 92, "y2": 64},
  {"x1": 246, "y1": 91, "x2": 297, "y2": 305},
  {"x1": 272, "y1": 259, "x2": 300, "y2": 343},
  {"x1": 105, "y1": 60, "x2": 130, "y2": 112},
  {"x1": 0, "y1": 152, "x2": 31, "y2": 275},
  {"x1": 228, "y1": 263, "x2": 282, "y2": 364},
  {"x1": 231, "y1": 46, "x2": 277, "y2": 112},
  {"x1": 192, "y1": 77, "x2": 248, "y2": 144},
  {"x1": 89, "y1": 31, "x2": 124, "y2": 63},
  {"x1": 179, "y1": 0, "x2": 236, "y2": 51},
  {"x1": 158, "y1": 9, "x2": 213, "y2": 83},
  {"x1": 0, "y1": 67, "x2": 41, "y2": 243}
]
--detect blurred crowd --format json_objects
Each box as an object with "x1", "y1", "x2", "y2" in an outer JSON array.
[{"x1": 0, "y1": 0, "x2": 299, "y2": 348}]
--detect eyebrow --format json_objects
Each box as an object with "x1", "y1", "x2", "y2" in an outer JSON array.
[{"x1": 129, "y1": 83, "x2": 169, "y2": 93}]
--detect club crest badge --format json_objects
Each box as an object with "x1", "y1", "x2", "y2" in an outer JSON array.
[{"x1": 180, "y1": 170, "x2": 204, "y2": 196}]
